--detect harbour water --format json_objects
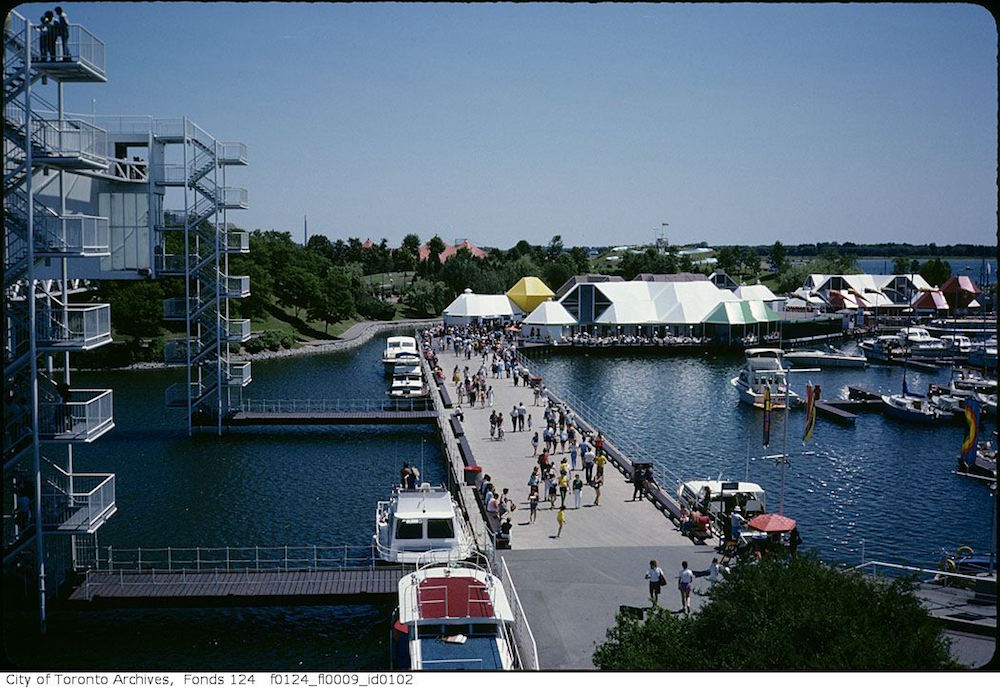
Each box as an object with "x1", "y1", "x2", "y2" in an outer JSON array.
[{"x1": 4, "y1": 332, "x2": 995, "y2": 668}]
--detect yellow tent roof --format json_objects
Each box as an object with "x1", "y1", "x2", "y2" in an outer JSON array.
[{"x1": 506, "y1": 276, "x2": 554, "y2": 313}]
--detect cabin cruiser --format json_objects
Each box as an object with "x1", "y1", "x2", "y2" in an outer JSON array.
[
  {"x1": 731, "y1": 348, "x2": 800, "y2": 408},
  {"x1": 782, "y1": 344, "x2": 867, "y2": 368},
  {"x1": 678, "y1": 479, "x2": 767, "y2": 520},
  {"x1": 895, "y1": 327, "x2": 947, "y2": 358},
  {"x1": 957, "y1": 431, "x2": 997, "y2": 481},
  {"x1": 940, "y1": 335, "x2": 972, "y2": 357},
  {"x1": 374, "y1": 483, "x2": 475, "y2": 564},
  {"x1": 949, "y1": 369, "x2": 997, "y2": 397},
  {"x1": 859, "y1": 335, "x2": 906, "y2": 363},
  {"x1": 388, "y1": 363, "x2": 429, "y2": 398},
  {"x1": 383, "y1": 336, "x2": 420, "y2": 367},
  {"x1": 881, "y1": 393, "x2": 950, "y2": 425},
  {"x1": 390, "y1": 560, "x2": 519, "y2": 670}
]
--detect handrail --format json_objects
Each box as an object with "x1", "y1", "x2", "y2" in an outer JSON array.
[
  {"x1": 240, "y1": 398, "x2": 435, "y2": 414},
  {"x1": 93, "y1": 544, "x2": 385, "y2": 573},
  {"x1": 850, "y1": 559, "x2": 998, "y2": 587},
  {"x1": 501, "y1": 556, "x2": 539, "y2": 670}
]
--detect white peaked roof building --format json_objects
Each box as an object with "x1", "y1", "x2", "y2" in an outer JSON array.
[
  {"x1": 522, "y1": 299, "x2": 577, "y2": 342},
  {"x1": 443, "y1": 288, "x2": 522, "y2": 325},
  {"x1": 557, "y1": 277, "x2": 776, "y2": 328},
  {"x1": 802, "y1": 274, "x2": 934, "y2": 307}
]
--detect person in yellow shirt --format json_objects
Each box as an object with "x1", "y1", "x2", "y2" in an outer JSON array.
[
  {"x1": 558, "y1": 471, "x2": 569, "y2": 508},
  {"x1": 555, "y1": 506, "x2": 566, "y2": 538},
  {"x1": 595, "y1": 451, "x2": 607, "y2": 480}
]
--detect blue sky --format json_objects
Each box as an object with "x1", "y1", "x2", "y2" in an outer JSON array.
[{"x1": 16, "y1": 2, "x2": 998, "y2": 249}]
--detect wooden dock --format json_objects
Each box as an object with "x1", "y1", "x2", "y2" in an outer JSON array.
[
  {"x1": 193, "y1": 398, "x2": 439, "y2": 427},
  {"x1": 67, "y1": 567, "x2": 408, "y2": 607},
  {"x1": 223, "y1": 410, "x2": 438, "y2": 426}
]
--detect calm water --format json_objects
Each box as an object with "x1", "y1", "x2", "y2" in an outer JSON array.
[
  {"x1": 521, "y1": 344, "x2": 996, "y2": 567},
  {"x1": 853, "y1": 257, "x2": 996, "y2": 284},
  {"x1": 5, "y1": 333, "x2": 996, "y2": 668}
]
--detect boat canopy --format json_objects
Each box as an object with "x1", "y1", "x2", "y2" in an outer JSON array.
[{"x1": 393, "y1": 486, "x2": 458, "y2": 520}]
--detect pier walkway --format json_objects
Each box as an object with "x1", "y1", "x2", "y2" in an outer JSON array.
[{"x1": 431, "y1": 345, "x2": 717, "y2": 669}]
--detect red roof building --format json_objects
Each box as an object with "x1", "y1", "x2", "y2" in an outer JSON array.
[
  {"x1": 939, "y1": 275, "x2": 982, "y2": 309},
  {"x1": 418, "y1": 239, "x2": 487, "y2": 263}
]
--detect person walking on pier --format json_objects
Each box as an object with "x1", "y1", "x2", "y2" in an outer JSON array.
[
  {"x1": 645, "y1": 560, "x2": 666, "y2": 606},
  {"x1": 678, "y1": 561, "x2": 694, "y2": 614},
  {"x1": 527, "y1": 466, "x2": 540, "y2": 499},
  {"x1": 569, "y1": 442, "x2": 578, "y2": 471},
  {"x1": 518, "y1": 402, "x2": 526, "y2": 430},
  {"x1": 558, "y1": 470, "x2": 569, "y2": 508},
  {"x1": 631, "y1": 466, "x2": 646, "y2": 501},
  {"x1": 555, "y1": 505, "x2": 566, "y2": 538},
  {"x1": 595, "y1": 450, "x2": 607, "y2": 480},
  {"x1": 572, "y1": 474, "x2": 583, "y2": 509},
  {"x1": 546, "y1": 469, "x2": 558, "y2": 509},
  {"x1": 531, "y1": 431, "x2": 539, "y2": 456},
  {"x1": 528, "y1": 488, "x2": 539, "y2": 523},
  {"x1": 583, "y1": 445, "x2": 595, "y2": 483},
  {"x1": 592, "y1": 473, "x2": 603, "y2": 506}
]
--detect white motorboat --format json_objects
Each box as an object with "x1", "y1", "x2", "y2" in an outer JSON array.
[
  {"x1": 383, "y1": 335, "x2": 420, "y2": 367},
  {"x1": 374, "y1": 483, "x2": 475, "y2": 565},
  {"x1": 881, "y1": 393, "x2": 950, "y2": 425},
  {"x1": 859, "y1": 335, "x2": 906, "y2": 363},
  {"x1": 678, "y1": 479, "x2": 767, "y2": 520},
  {"x1": 390, "y1": 561, "x2": 519, "y2": 670},
  {"x1": 388, "y1": 363, "x2": 429, "y2": 398},
  {"x1": 896, "y1": 327, "x2": 948, "y2": 358},
  {"x1": 940, "y1": 334, "x2": 972, "y2": 357},
  {"x1": 731, "y1": 348, "x2": 800, "y2": 408},
  {"x1": 782, "y1": 344, "x2": 867, "y2": 368},
  {"x1": 949, "y1": 369, "x2": 997, "y2": 396}
]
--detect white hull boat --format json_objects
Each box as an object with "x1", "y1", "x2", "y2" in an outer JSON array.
[
  {"x1": 390, "y1": 561, "x2": 519, "y2": 670},
  {"x1": 374, "y1": 483, "x2": 475, "y2": 565}
]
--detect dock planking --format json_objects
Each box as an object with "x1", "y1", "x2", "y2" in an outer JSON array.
[
  {"x1": 67, "y1": 567, "x2": 409, "y2": 607},
  {"x1": 224, "y1": 411, "x2": 438, "y2": 426}
]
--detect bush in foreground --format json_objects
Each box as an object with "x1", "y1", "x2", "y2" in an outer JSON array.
[{"x1": 593, "y1": 555, "x2": 957, "y2": 670}]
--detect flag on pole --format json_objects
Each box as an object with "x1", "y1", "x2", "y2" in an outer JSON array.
[
  {"x1": 762, "y1": 385, "x2": 772, "y2": 447},
  {"x1": 961, "y1": 398, "x2": 980, "y2": 468},
  {"x1": 803, "y1": 383, "x2": 819, "y2": 443}
]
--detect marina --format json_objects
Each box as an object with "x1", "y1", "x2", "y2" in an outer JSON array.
[{"x1": 3, "y1": 3, "x2": 996, "y2": 672}]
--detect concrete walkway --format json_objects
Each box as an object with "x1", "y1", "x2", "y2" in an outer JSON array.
[{"x1": 435, "y1": 346, "x2": 717, "y2": 669}]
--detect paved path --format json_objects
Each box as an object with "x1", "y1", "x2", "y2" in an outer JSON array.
[{"x1": 435, "y1": 346, "x2": 716, "y2": 669}]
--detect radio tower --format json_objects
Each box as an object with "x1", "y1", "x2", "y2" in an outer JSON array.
[
  {"x1": 304, "y1": 214, "x2": 308, "y2": 245},
  {"x1": 655, "y1": 222, "x2": 669, "y2": 253}
]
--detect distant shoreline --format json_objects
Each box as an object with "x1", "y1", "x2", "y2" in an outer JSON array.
[{"x1": 100, "y1": 318, "x2": 441, "y2": 372}]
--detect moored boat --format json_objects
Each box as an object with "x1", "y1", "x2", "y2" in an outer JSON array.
[
  {"x1": 374, "y1": 483, "x2": 475, "y2": 565},
  {"x1": 880, "y1": 393, "x2": 950, "y2": 425},
  {"x1": 677, "y1": 479, "x2": 767, "y2": 520},
  {"x1": 730, "y1": 348, "x2": 800, "y2": 408},
  {"x1": 782, "y1": 344, "x2": 867, "y2": 368},
  {"x1": 390, "y1": 561, "x2": 519, "y2": 670},
  {"x1": 895, "y1": 326, "x2": 948, "y2": 359},
  {"x1": 387, "y1": 363, "x2": 429, "y2": 398},
  {"x1": 859, "y1": 335, "x2": 906, "y2": 363},
  {"x1": 383, "y1": 335, "x2": 420, "y2": 367}
]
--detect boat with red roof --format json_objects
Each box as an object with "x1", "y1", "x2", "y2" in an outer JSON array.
[{"x1": 390, "y1": 561, "x2": 519, "y2": 670}]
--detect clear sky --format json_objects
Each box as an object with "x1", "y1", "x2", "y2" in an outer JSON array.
[{"x1": 16, "y1": 2, "x2": 998, "y2": 249}]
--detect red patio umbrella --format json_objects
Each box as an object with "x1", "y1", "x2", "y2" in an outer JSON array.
[{"x1": 747, "y1": 513, "x2": 797, "y2": 533}]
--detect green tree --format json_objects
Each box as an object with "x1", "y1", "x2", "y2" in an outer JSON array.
[
  {"x1": 918, "y1": 257, "x2": 951, "y2": 287},
  {"x1": 307, "y1": 270, "x2": 355, "y2": 333},
  {"x1": 892, "y1": 256, "x2": 909, "y2": 274},
  {"x1": 593, "y1": 555, "x2": 957, "y2": 670},
  {"x1": 715, "y1": 246, "x2": 739, "y2": 274},
  {"x1": 546, "y1": 234, "x2": 564, "y2": 261},
  {"x1": 404, "y1": 279, "x2": 450, "y2": 316},
  {"x1": 97, "y1": 280, "x2": 166, "y2": 339},
  {"x1": 770, "y1": 241, "x2": 787, "y2": 272}
]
